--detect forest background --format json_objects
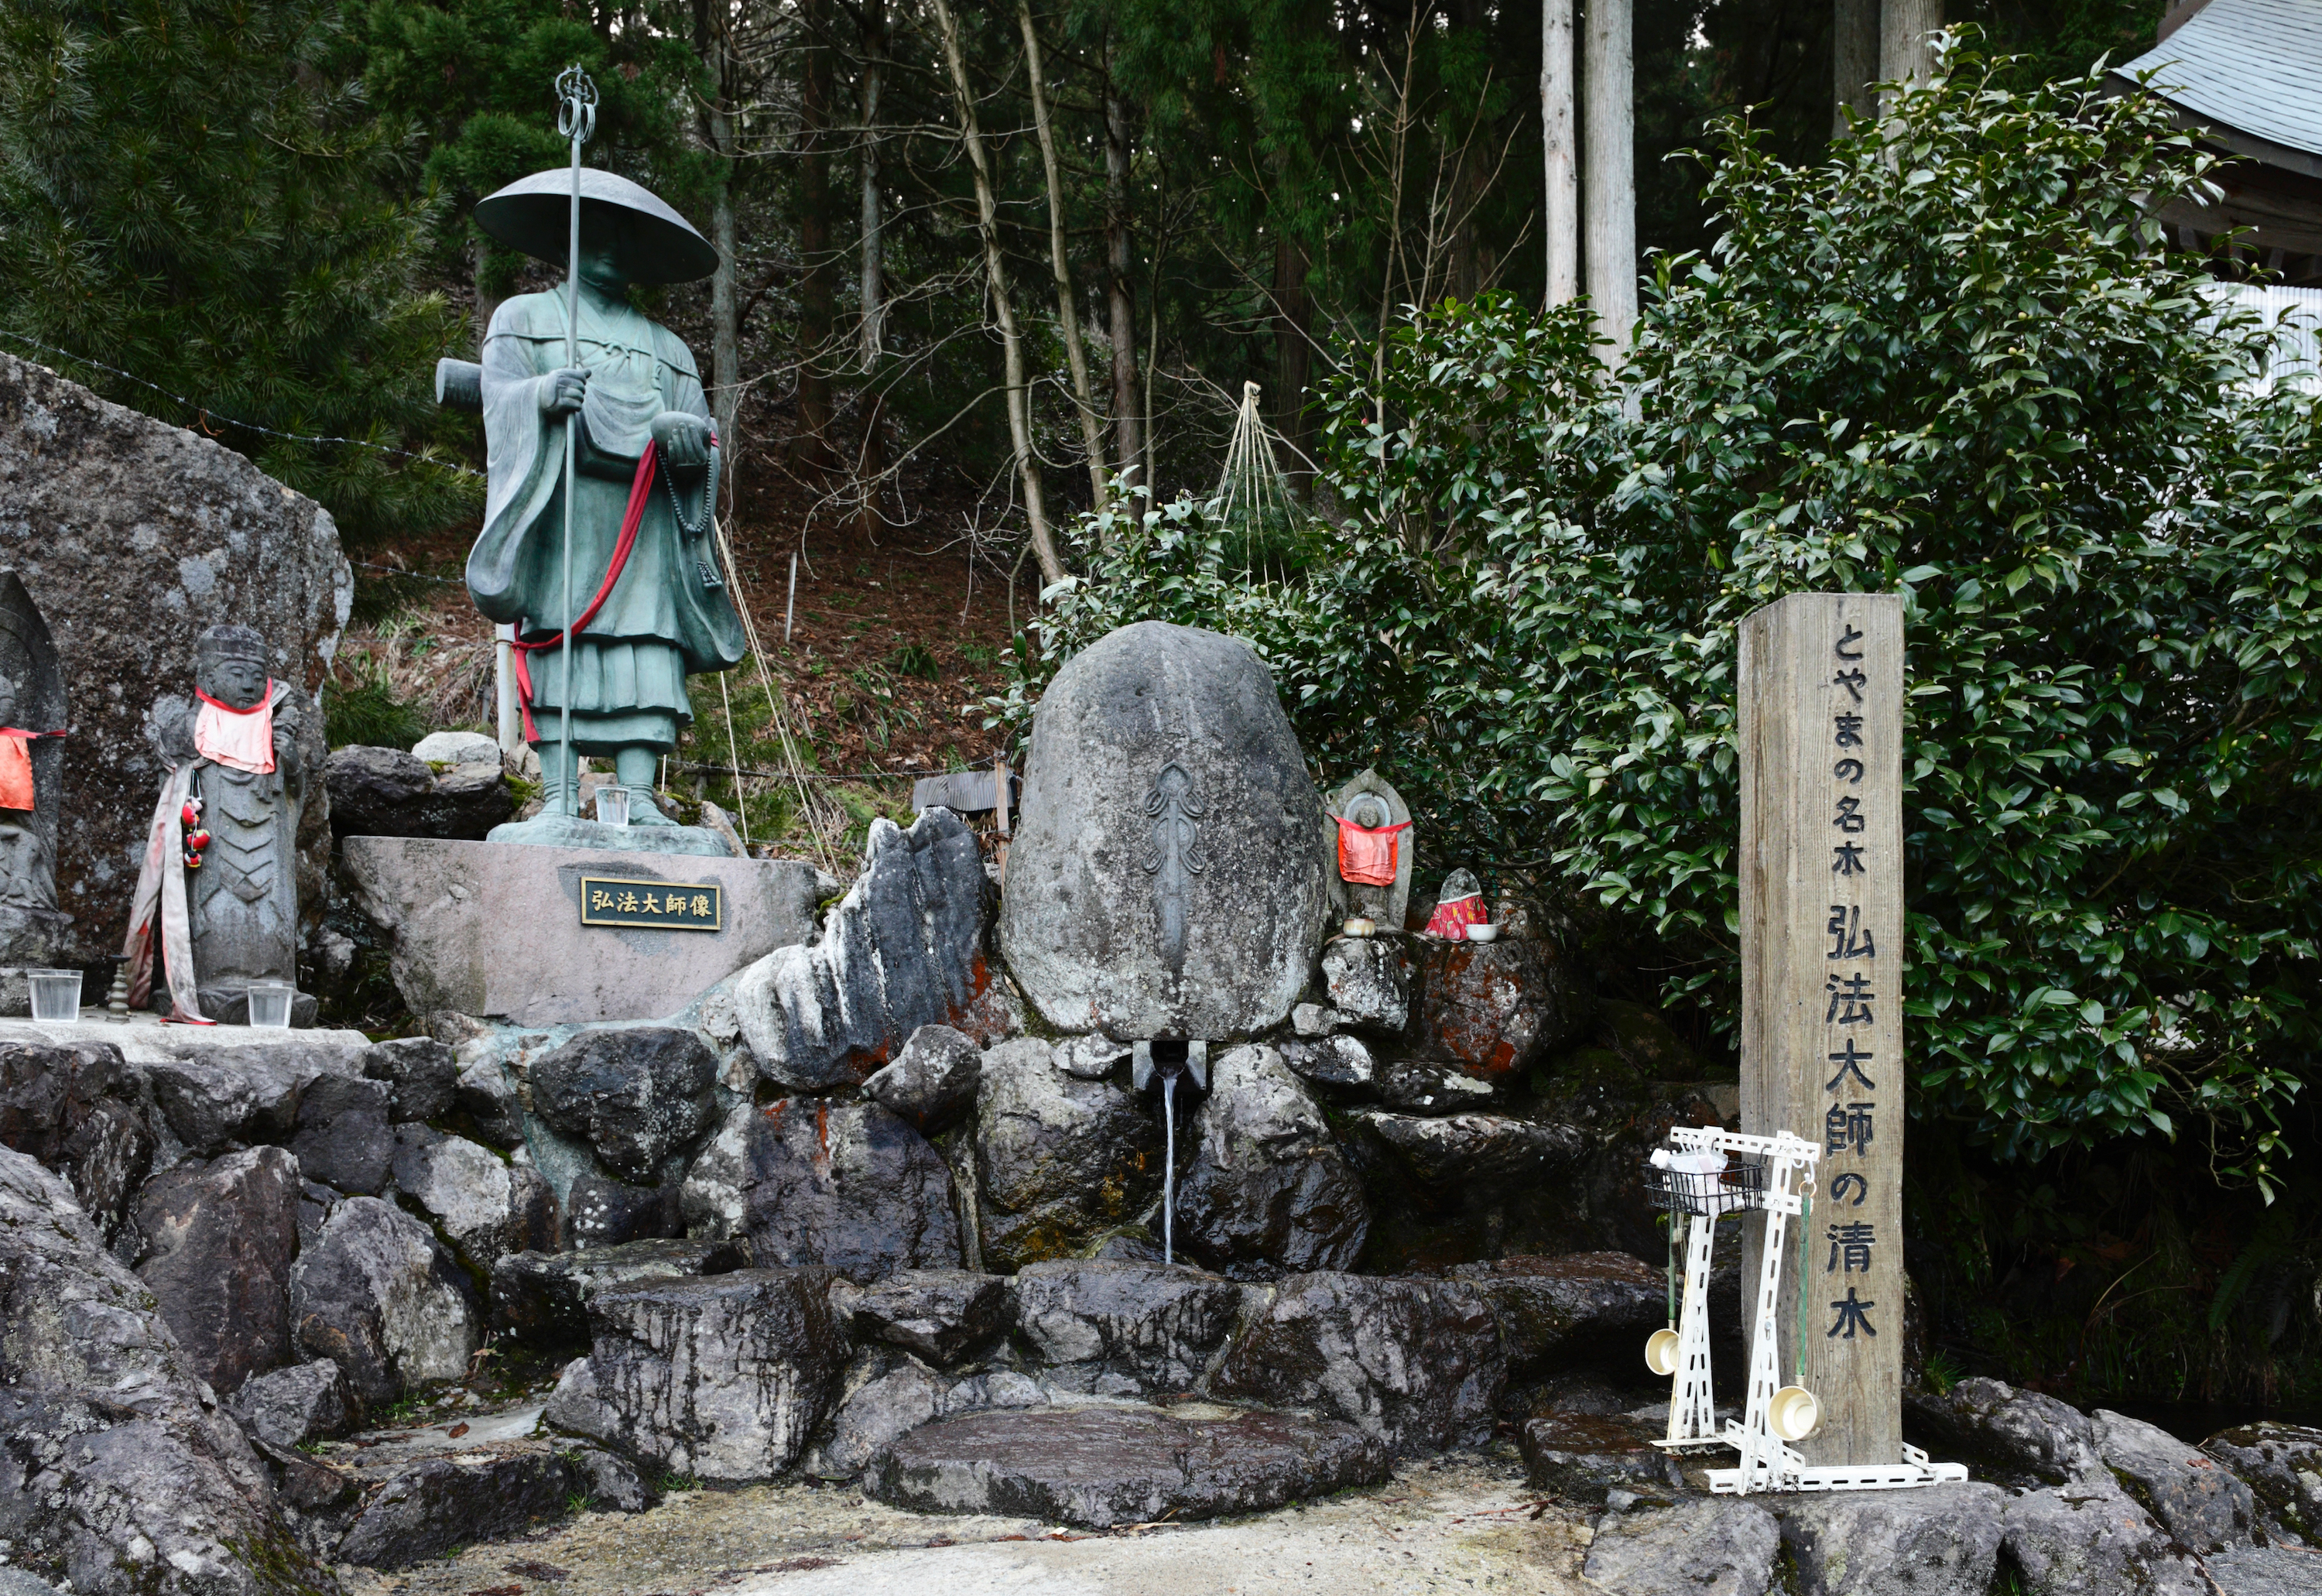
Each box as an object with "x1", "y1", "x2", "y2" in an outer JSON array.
[
  {"x1": 0, "y1": 0, "x2": 2163, "y2": 562},
  {"x1": 8, "y1": 0, "x2": 2322, "y2": 1418}
]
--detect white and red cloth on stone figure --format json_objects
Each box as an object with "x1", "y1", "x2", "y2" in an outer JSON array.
[
  {"x1": 1423, "y1": 890, "x2": 1487, "y2": 940},
  {"x1": 123, "y1": 680, "x2": 288, "y2": 1023}
]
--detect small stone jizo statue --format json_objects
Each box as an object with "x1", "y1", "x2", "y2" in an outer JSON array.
[
  {"x1": 125, "y1": 625, "x2": 310, "y2": 1024},
  {"x1": 1327, "y1": 768, "x2": 1413, "y2": 931},
  {"x1": 0, "y1": 659, "x2": 54, "y2": 915},
  {"x1": 1423, "y1": 867, "x2": 1488, "y2": 941}
]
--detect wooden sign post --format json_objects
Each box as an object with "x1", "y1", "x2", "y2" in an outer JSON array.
[{"x1": 1739, "y1": 591, "x2": 1904, "y2": 1469}]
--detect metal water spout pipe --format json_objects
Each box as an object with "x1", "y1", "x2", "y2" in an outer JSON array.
[{"x1": 1133, "y1": 1039, "x2": 1208, "y2": 1266}]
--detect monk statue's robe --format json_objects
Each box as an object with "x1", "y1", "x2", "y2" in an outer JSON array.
[{"x1": 467, "y1": 291, "x2": 745, "y2": 757}]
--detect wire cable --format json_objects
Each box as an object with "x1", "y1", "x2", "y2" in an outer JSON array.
[{"x1": 0, "y1": 328, "x2": 482, "y2": 475}]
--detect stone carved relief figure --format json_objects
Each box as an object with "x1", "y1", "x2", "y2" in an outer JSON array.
[
  {"x1": 127, "y1": 625, "x2": 311, "y2": 1025},
  {"x1": 0, "y1": 572, "x2": 70, "y2": 962},
  {"x1": 0, "y1": 822, "x2": 51, "y2": 913},
  {"x1": 0, "y1": 654, "x2": 53, "y2": 912},
  {"x1": 1139, "y1": 761, "x2": 1206, "y2": 974}
]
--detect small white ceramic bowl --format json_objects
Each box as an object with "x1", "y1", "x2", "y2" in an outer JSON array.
[
  {"x1": 1341, "y1": 916, "x2": 1376, "y2": 938},
  {"x1": 1466, "y1": 923, "x2": 1500, "y2": 943}
]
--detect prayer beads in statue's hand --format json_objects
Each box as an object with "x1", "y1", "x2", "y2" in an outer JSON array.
[
  {"x1": 649, "y1": 409, "x2": 712, "y2": 469},
  {"x1": 539, "y1": 367, "x2": 589, "y2": 417}
]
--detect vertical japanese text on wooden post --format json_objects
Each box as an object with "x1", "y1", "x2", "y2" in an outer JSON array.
[{"x1": 1740, "y1": 591, "x2": 1906, "y2": 1468}]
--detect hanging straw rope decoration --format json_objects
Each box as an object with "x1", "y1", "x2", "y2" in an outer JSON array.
[{"x1": 1214, "y1": 379, "x2": 1303, "y2": 591}]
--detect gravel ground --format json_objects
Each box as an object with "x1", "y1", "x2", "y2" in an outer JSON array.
[{"x1": 341, "y1": 1448, "x2": 1598, "y2": 1596}]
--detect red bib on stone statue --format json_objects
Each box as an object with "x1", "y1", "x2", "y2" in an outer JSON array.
[
  {"x1": 1334, "y1": 815, "x2": 1409, "y2": 887},
  {"x1": 0, "y1": 735, "x2": 31, "y2": 811},
  {"x1": 1424, "y1": 891, "x2": 1485, "y2": 940}
]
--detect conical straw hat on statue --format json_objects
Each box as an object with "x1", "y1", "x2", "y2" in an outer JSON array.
[{"x1": 474, "y1": 168, "x2": 718, "y2": 285}]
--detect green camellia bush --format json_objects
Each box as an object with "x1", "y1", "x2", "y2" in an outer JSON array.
[
  {"x1": 1008, "y1": 37, "x2": 2322, "y2": 1187},
  {"x1": 1480, "y1": 46, "x2": 2322, "y2": 1187}
]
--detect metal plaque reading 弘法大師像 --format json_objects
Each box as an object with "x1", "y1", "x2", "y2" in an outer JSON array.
[{"x1": 578, "y1": 876, "x2": 724, "y2": 931}]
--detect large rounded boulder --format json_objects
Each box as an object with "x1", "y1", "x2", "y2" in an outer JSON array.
[{"x1": 998, "y1": 621, "x2": 1330, "y2": 1038}]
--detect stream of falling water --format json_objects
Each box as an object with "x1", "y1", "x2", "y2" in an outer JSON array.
[{"x1": 1162, "y1": 1072, "x2": 1176, "y2": 1267}]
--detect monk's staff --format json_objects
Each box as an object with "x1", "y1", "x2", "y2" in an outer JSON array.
[{"x1": 554, "y1": 65, "x2": 597, "y2": 817}]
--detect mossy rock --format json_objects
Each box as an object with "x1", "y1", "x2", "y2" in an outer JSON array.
[
  {"x1": 1591, "y1": 999, "x2": 1700, "y2": 1080},
  {"x1": 1533, "y1": 1046, "x2": 1643, "y2": 1093}
]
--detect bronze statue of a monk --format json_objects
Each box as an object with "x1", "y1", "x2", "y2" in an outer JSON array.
[{"x1": 467, "y1": 170, "x2": 745, "y2": 828}]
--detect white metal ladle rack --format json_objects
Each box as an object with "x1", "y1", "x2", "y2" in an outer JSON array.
[{"x1": 1650, "y1": 1125, "x2": 1967, "y2": 1495}]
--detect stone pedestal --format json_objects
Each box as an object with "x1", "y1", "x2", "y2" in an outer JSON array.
[
  {"x1": 0, "y1": 905, "x2": 74, "y2": 1014},
  {"x1": 340, "y1": 837, "x2": 819, "y2": 1026},
  {"x1": 1409, "y1": 937, "x2": 1591, "y2": 1080},
  {"x1": 190, "y1": 984, "x2": 320, "y2": 1029},
  {"x1": 0, "y1": 906, "x2": 70, "y2": 963},
  {"x1": 485, "y1": 813, "x2": 735, "y2": 857},
  {"x1": 4, "y1": 976, "x2": 320, "y2": 1026}
]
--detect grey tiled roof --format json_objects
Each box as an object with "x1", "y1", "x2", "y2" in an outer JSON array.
[{"x1": 2119, "y1": 0, "x2": 2322, "y2": 158}]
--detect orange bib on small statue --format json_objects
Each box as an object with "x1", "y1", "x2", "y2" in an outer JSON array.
[
  {"x1": 0, "y1": 735, "x2": 32, "y2": 812},
  {"x1": 1334, "y1": 815, "x2": 1409, "y2": 887}
]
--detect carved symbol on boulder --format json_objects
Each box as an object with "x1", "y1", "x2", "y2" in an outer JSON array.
[{"x1": 1139, "y1": 761, "x2": 1206, "y2": 973}]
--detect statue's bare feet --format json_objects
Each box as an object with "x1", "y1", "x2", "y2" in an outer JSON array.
[{"x1": 628, "y1": 793, "x2": 679, "y2": 827}]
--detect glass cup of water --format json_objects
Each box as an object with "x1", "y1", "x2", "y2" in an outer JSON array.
[
  {"x1": 597, "y1": 785, "x2": 631, "y2": 827},
  {"x1": 246, "y1": 979, "x2": 296, "y2": 1029},
  {"x1": 27, "y1": 968, "x2": 81, "y2": 1024}
]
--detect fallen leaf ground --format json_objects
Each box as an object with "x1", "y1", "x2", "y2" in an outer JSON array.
[{"x1": 334, "y1": 448, "x2": 1027, "y2": 868}]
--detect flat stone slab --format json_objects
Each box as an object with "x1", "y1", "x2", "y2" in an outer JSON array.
[
  {"x1": 311, "y1": 1400, "x2": 653, "y2": 1567},
  {"x1": 868, "y1": 1402, "x2": 1389, "y2": 1528},
  {"x1": 341, "y1": 836, "x2": 820, "y2": 1024},
  {"x1": 0, "y1": 1012, "x2": 375, "y2": 1061},
  {"x1": 330, "y1": 1399, "x2": 553, "y2": 1468},
  {"x1": 2206, "y1": 1545, "x2": 2322, "y2": 1596},
  {"x1": 1518, "y1": 1411, "x2": 1683, "y2": 1502}
]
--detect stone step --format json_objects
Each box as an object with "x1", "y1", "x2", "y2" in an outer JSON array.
[
  {"x1": 312, "y1": 1399, "x2": 653, "y2": 1568},
  {"x1": 867, "y1": 1402, "x2": 1390, "y2": 1529},
  {"x1": 1519, "y1": 1410, "x2": 1687, "y2": 1502}
]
